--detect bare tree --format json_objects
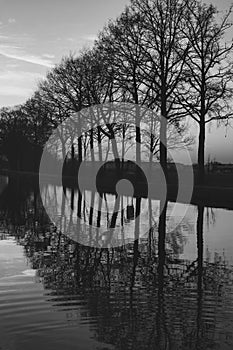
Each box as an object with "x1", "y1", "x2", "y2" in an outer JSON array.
[
  {"x1": 97, "y1": 7, "x2": 154, "y2": 165},
  {"x1": 130, "y1": 0, "x2": 191, "y2": 175},
  {"x1": 177, "y1": 2, "x2": 233, "y2": 182},
  {"x1": 39, "y1": 54, "x2": 89, "y2": 163},
  {"x1": 142, "y1": 116, "x2": 194, "y2": 163}
]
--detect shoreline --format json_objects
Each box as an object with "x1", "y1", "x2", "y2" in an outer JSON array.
[{"x1": 1, "y1": 170, "x2": 233, "y2": 209}]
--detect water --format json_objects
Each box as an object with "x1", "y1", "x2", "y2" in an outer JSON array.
[{"x1": 0, "y1": 175, "x2": 233, "y2": 350}]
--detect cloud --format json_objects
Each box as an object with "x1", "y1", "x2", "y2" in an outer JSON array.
[
  {"x1": 0, "y1": 35, "x2": 11, "y2": 40},
  {"x1": 8, "y1": 18, "x2": 16, "y2": 24},
  {"x1": 0, "y1": 85, "x2": 32, "y2": 97},
  {"x1": 83, "y1": 34, "x2": 98, "y2": 42},
  {"x1": 66, "y1": 35, "x2": 97, "y2": 45},
  {"x1": 42, "y1": 53, "x2": 55, "y2": 59},
  {"x1": 6, "y1": 63, "x2": 20, "y2": 69},
  {"x1": 0, "y1": 33, "x2": 51, "y2": 107},
  {"x1": 0, "y1": 34, "x2": 54, "y2": 68},
  {"x1": 0, "y1": 70, "x2": 43, "y2": 97},
  {"x1": 0, "y1": 44, "x2": 54, "y2": 68},
  {"x1": 0, "y1": 70, "x2": 43, "y2": 82}
]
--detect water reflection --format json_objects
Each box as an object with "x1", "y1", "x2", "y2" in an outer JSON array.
[
  {"x1": 40, "y1": 183, "x2": 192, "y2": 249},
  {"x1": 0, "y1": 175, "x2": 233, "y2": 350}
]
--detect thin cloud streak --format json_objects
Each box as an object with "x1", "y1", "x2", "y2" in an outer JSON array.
[
  {"x1": 0, "y1": 47, "x2": 54, "y2": 68},
  {"x1": 0, "y1": 33, "x2": 53, "y2": 67}
]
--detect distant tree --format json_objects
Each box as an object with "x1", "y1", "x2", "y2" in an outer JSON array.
[
  {"x1": 22, "y1": 92, "x2": 53, "y2": 147},
  {"x1": 39, "y1": 55, "x2": 88, "y2": 162},
  {"x1": 0, "y1": 106, "x2": 29, "y2": 170}
]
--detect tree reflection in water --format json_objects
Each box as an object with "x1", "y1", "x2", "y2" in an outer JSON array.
[{"x1": 1, "y1": 176, "x2": 233, "y2": 350}]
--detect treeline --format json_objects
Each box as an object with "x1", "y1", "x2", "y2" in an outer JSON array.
[{"x1": 0, "y1": 0, "x2": 233, "y2": 183}]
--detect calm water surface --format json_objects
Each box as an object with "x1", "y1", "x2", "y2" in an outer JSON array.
[{"x1": 0, "y1": 175, "x2": 233, "y2": 350}]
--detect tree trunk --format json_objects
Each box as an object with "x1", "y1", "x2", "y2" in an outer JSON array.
[
  {"x1": 159, "y1": 115, "x2": 168, "y2": 179},
  {"x1": 121, "y1": 124, "x2": 126, "y2": 167},
  {"x1": 135, "y1": 106, "x2": 141, "y2": 185},
  {"x1": 78, "y1": 136, "x2": 83, "y2": 163},
  {"x1": 89, "y1": 191, "x2": 95, "y2": 244},
  {"x1": 109, "y1": 129, "x2": 121, "y2": 171},
  {"x1": 198, "y1": 119, "x2": 205, "y2": 184},
  {"x1": 77, "y1": 191, "x2": 82, "y2": 219},
  {"x1": 97, "y1": 126, "x2": 103, "y2": 162},
  {"x1": 135, "y1": 105, "x2": 141, "y2": 163}
]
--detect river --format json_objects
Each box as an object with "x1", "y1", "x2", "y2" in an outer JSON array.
[{"x1": 0, "y1": 175, "x2": 233, "y2": 350}]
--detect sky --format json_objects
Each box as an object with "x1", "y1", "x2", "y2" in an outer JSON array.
[
  {"x1": 0, "y1": 0, "x2": 232, "y2": 163},
  {"x1": 0, "y1": 0, "x2": 130, "y2": 107}
]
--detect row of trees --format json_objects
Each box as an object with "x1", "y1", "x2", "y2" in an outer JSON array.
[{"x1": 0, "y1": 0, "x2": 233, "y2": 182}]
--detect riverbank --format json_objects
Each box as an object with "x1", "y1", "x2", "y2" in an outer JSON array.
[{"x1": 1, "y1": 169, "x2": 233, "y2": 210}]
